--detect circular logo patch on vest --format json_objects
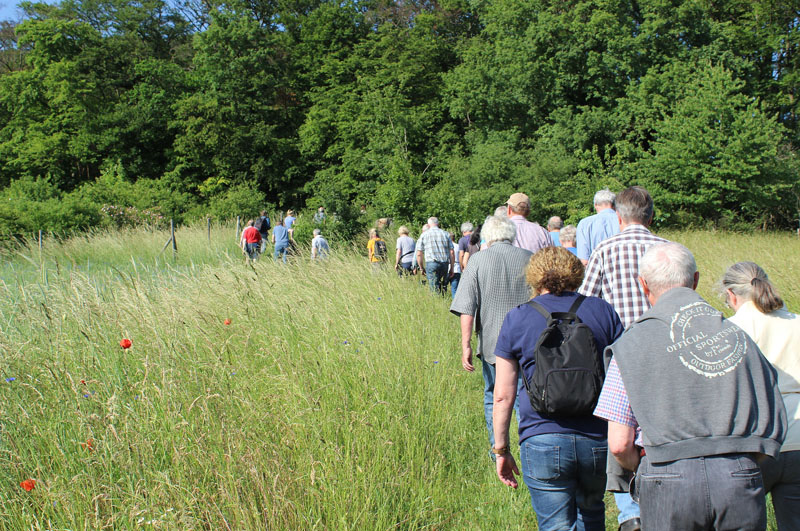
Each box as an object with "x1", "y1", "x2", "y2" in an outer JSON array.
[{"x1": 668, "y1": 301, "x2": 747, "y2": 378}]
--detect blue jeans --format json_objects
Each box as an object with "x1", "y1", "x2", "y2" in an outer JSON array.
[
  {"x1": 245, "y1": 242, "x2": 260, "y2": 260},
  {"x1": 274, "y1": 243, "x2": 288, "y2": 263},
  {"x1": 759, "y1": 450, "x2": 800, "y2": 530},
  {"x1": 425, "y1": 261, "x2": 449, "y2": 294},
  {"x1": 481, "y1": 358, "x2": 521, "y2": 455},
  {"x1": 520, "y1": 433, "x2": 607, "y2": 531},
  {"x1": 614, "y1": 492, "x2": 639, "y2": 524},
  {"x1": 635, "y1": 454, "x2": 766, "y2": 530},
  {"x1": 449, "y1": 272, "x2": 461, "y2": 298},
  {"x1": 397, "y1": 262, "x2": 413, "y2": 276}
]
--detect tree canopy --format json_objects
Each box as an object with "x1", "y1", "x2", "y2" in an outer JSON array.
[{"x1": 1, "y1": 0, "x2": 799, "y2": 234}]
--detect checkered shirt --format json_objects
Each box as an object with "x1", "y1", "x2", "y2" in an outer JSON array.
[
  {"x1": 578, "y1": 224, "x2": 668, "y2": 328},
  {"x1": 594, "y1": 357, "x2": 643, "y2": 445},
  {"x1": 449, "y1": 241, "x2": 532, "y2": 365},
  {"x1": 416, "y1": 226, "x2": 454, "y2": 263}
]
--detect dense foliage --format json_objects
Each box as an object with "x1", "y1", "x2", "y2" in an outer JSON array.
[{"x1": 1, "y1": 0, "x2": 799, "y2": 235}]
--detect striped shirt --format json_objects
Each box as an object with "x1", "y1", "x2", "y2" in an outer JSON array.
[
  {"x1": 449, "y1": 241, "x2": 532, "y2": 364},
  {"x1": 578, "y1": 224, "x2": 668, "y2": 328}
]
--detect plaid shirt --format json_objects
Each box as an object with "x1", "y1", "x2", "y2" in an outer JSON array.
[
  {"x1": 578, "y1": 224, "x2": 668, "y2": 328},
  {"x1": 594, "y1": 358, "x2": 643, "y2": 445},
  {"x1": 416, "y1": 226, "x2": 454, "y2": 263},
  {"x1": 450, "y1": 241, "x2": 532, "y2": 364}
]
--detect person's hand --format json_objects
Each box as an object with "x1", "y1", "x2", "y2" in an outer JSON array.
[
  {"x1": 496, "y1": 454, "x2": 519, "y2": 488},
  {"x1": 449, "y1": 270, "x2": 455, "y2": 279},
  {"x1": 461, "y1": 345, "x2": 474, "y2": 372}
]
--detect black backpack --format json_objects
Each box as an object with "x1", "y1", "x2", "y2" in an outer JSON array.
[
  {"x1": 521, "y1": 295, "x2": 605, "y2": 417},
  {"x1": 255, "y1": 216, "x2": 271, "y2": 233},
  {"x1": 374, "y1": 239, "x2": 387, "y2": 260}
]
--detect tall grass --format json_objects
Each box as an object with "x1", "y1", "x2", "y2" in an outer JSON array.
[{"x1": 0, "y1": 227, "x2": 797, "y2": 529}]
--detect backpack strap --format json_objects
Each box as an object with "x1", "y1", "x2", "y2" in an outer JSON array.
[
  {"x1": 527, "y1": 294, "x2": 586, "y2": 324},
  {"x1": 567, "y1": 294, "x2": 586, "y2": 315},
  {"x1": 526, "y1": 300, "x2": 552, "y2": 324}
]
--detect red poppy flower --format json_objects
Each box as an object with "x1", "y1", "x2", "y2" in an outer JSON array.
[
  {"x1": 224, "y1": 319, "x2": 232, "y2": 325},
  {"x1": 119, "y1": 339, "x2": 132, "y2": 349},
  {"x1": 81, "y1": 439, "x2": 94, "y2": 451},
  {"x1": 80, "y1": 379, "x2": 86, "y2": 385},
  {"x1": 20, "y1": 479, "x2": 35, "y2": 491}
]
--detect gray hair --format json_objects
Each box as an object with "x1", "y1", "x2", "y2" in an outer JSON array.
[
  {"x1": 427, "y1": 217, "x2": 439, "y2": 227},
  {"x1": 460, "y1": 221, "x2": 474, "y2": 233},
  {"x1": 616, "y1": 186, "x2": 654, "y2": 224},
  {"x1": 421, "y1": 223, "x2": 429, "y2": 233},
  {"x1": 547, "y1": 216, "x2": 563, "y2": 230},
  {"x1": 639, "y1": 242, "x2": 696, "y2": 298},
  {"x1": 721, "y1": 262, "x2": 784, "y2": 314},
  {"x1": 482, "y1": 215, "x2": 517, "y2": 244},
  {"x1": 494, "y1": 206, "x2": 508, "y2": 217},
  {"x1": 397, "y1": 225, "x2": 409, "y2": 236},
  {"x1": 593, "y1": 188, "x2": 616, "y2": 206},
  {"x1": 313, "y1": 228, "x2": 321, "y2": 236},
  {"x1": 560, "y1": 224, "x2": 576, "y2": 244}
]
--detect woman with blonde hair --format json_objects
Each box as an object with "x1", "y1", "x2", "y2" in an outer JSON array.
[
  {"x1": 722, "y1": 262, "x2": 800, "y2": 530},
  {"x1": 395, "y1": 226, "x2": 415, "y2": 275},
  {"x1": 493, "y1": 247, "x2": 623, "y2": 530}
]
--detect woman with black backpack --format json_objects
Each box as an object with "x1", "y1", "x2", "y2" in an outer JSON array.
[{"x1": 491, "y1": 247, "x2": 623, "y2": 531}]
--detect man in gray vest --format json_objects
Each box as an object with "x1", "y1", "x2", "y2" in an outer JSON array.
[
  {"x1": 595, "y1": 242, "x2": 786, "y2": 530},
  {"x1": 450, "y1": 215, "x2": 532, "y2": 459}
]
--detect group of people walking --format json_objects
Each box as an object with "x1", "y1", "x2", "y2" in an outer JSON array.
[
  {"x1": 447, "y1": 188, "x2": 797, "y2": 531},
  {"x1": 239, "y1": 208, "x2": 330, "y2": 262}
]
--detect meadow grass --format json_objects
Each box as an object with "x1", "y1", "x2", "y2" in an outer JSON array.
[{"x1": 0, "y1": 225, "x2": 797, "y2": 529}]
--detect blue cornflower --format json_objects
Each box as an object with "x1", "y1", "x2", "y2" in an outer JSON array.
[
  {"x1": 83, "y1": 394, "x2": 90, "y2": 398},
  {"x1": 5, "y1": 377, "x2": 15, "y2": 382}
]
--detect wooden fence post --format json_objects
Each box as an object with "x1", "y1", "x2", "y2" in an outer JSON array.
[{"x1": 235, "y1": 216, "x2": 241, "y2": 242}]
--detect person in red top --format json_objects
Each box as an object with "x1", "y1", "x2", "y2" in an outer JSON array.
[{"x1": 240, "y1": 219, "x2": 262, "y2": 261}]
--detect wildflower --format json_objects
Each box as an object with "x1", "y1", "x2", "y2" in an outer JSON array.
[
  {"x1": 5, "y1": 377, "x2": 15, "y2": 382},
  {"x1": 80, "y1": 380, "x2": 86, "y2": 385},
  {"x1": 20, "y1": 479, "x2": 35, "y2": 491},
  {"x1": 119, "y1": 339, "x2": 132, "y2": 349},
  {"x1": 83, "y1": 394, "x2": 90, "y2": 398},
  {"x1": 343, "y1": 340, "x2": 348, "y2": 345},
  {"x1": 81, "y1": 439, "x2": 94, "y2": 451},
  {"x1": 377, "y1": 297, "x2": 382, "y2": 300},
  {"x1": 434, "y1": 361, "x2": 439, "y2": 364},
  {"x1": 224, "y1": 319, "x2": 232, "y2": 325}
]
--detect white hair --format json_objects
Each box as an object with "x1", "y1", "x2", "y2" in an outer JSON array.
[
  {"x1": 593, "y1": 188, "x2": 616, "y2": 206},
  {"x1": 494, "y1": 206, "x2": 508, "y2": 217},
  {"x1": 547, "y1": 216, "x2": 563, "y2": 230},
  {"x1": 427, "y1": 217, "x2": 439, "y2": 227},
  {"x1": 313, "y1": 228, "x2": 321, "y2": 236},
  {"x1": 639, "y1": 242, "x2": 696, "y2": 298},
  {"x1": 460, "y1": 222, "x2": 474, "y2": 233},
  {"x1": 482, "y1": 215, "x2": 516, "y2": 244}
]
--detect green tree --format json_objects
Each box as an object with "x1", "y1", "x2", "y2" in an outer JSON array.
[{"x1": 622, "y1": 65, "x2": 794, "y2": 227}]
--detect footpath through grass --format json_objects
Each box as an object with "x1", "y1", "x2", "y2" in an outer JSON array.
[{"x1": 0, "y1": 225, "x2": 797, "y2": 529}]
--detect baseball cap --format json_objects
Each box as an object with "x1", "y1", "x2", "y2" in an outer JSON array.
[{"x1": 506, "y1": 193, "x2": 530, "y2": 208}]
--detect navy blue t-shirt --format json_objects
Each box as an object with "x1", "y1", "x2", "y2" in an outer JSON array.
[{"x1": 495, "y1": 292, "x2": 623, "y2": 443}]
